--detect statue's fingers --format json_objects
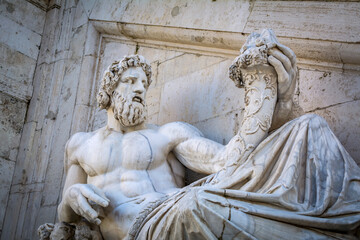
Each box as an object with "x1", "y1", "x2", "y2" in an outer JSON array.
[
  {"x1": 268, "y1": 56, "x2": 289, "y2": 84},
  {"x1": 72, "y1": 204, "x2": 81, "y2": 216},
  {"x1": 93, "y1": 218, "x2": 102, "y2": 225},
  {"x1": 77, "y1": 207, "x2": 85, "y2": 218},
  {"x1": 89, "y1": 185, "x2": 110, "y2": 202},
  {"x1": 80, "y1": 187, "x2": 109, "y2": 207},
  {"x1": 276, "y1": 43, "x2": 296, "y2": 66},
  {"x1": 268, "y1": 48, "x2": 292, "y2": 73},
  {"x1": 77, "y1": 194, "x2": 99, "y2": 221}
]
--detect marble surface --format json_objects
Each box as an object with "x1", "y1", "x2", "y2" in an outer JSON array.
[{"x1": 39, "y1": 30, "x2": 360, "y2": 239}]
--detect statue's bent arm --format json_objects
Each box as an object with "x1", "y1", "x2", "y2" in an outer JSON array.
[
  {"x1": 58, "y1": 164, "x2": 87, "y2": 223},
  {"x1": 57, "y1": 134, "x2": 109, "y2": 225},
  {"x1": 174, "y1": 136, "x2": 226, "y2": 174},
  {"x1": 164, "y1": 31, "x2": 296, "y2": 181},
  {"x1": 159, "y1": 121, "x2": 225, "y2": 174}
]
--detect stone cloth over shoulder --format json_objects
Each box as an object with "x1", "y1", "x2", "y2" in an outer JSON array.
[{"x1": 128, "y1": 114, "x2": 360, "y2": 240}]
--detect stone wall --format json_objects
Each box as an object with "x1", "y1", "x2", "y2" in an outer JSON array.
[
  {"x1": 0, "y1": 0, "x2": 359, "y2": 239},
  {"x1": 0, "y1": 0, "x2": 48, "y2": 237}
]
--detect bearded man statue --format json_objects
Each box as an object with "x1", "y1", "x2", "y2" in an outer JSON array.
[{"x1": 39, "y1": 30, "x2": 360, "y2": 240}]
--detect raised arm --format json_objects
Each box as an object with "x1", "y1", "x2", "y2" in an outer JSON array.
[
  {"x1": 160, "y1": 31, "x2": 296, "y2": 179},
  {"x1": 209, "y1": 29, "x2": 297, "y2": 187}
]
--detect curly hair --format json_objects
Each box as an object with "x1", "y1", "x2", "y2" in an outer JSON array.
[
  {"x1": 228, "y1": 56, "x2": 244, "y2": 88},
  {"x1": 97, "y1": 55, "x2": 152, "y2": 109}
]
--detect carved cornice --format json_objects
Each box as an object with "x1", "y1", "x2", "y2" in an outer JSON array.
[{"x1": 90, "y1": 21, "x2": 360, "y2": 71}]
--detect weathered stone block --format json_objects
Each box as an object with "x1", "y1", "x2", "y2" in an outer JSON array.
[
  {"x1": 0, "y1": 42, "x2": 36, "y2": 100},
  {"x1": 40, "y1": 57, "x2": 81, "y2": 206},
  {"x1": 0, "y1": 192, "x2": 25, "y2": 240},
  {"x1": 157, "y1": 53, "x2": 226, "y2": 86},
  {"x1": 0, "y1": 43, "x2": 37, "y2": 86},
  {"x1": 29, "y1": 120, "x2": 53, "y2": 183},
  {"x1": 136, "y1": 46, "x2": 184, "y2": 65},
  {"x1": 0, "y1": 157, "x2": 15, "y2": 231},
  {"x1": 0, "y1": 14, "x2": 41, "y2": 60},
  {"x1": 193, "y1": 109, "x2": 244, "y2": 145},
  {"x1": 71, "y1": 104, "x2": 91, "y2": 134},
  {"x1": 299, "y1": 69, "x2": 360, "y2": 112},
  {"x1": 73, "y1": 3, "x2": 88, "y2": 28},
  {"x1": 0, "y1": 74, "x2": 33, "y2": 102},
  {"x1": 244, "y1": 1, "x2": 360, "y2": 42},
  {"x1": 159, "y1": 59, "x2": 243, "y2": 124},
  {"x1": 145, "y1": 86, "x2": 161, "y2": 117},
  {"x1": 80, "y1": 0, "x2": 97, "y2": 17},
  {"x1": 0, "y1": 93, "x2": 27, "y2": 162},
  {"x1": 76, "y1": 55, "x2": 97, "y2": 106},
  {"x1": 90, "y1": 0, "x2": 251, "y2": 33},
  {"x1": 147, "y1": 113, "x2": 158, "y2": 125},
  {"x1": 84, "y1": 23, "x2": 100, "y2": 57},
  {"x1": 0, "y1": 0, "x2": 46, "y2": 35},
  {"x1": 69, "y1": 24, "x2": 88, "y2": 60},
  {"x1": 100, "y1": 41, "x2": 136, "y2": 69},
  {"x1": 37, "y1": 7, "x2": 63, "y2": 65},
  {"x1": 11, "y1": 127, "x2": 41, "y2": 185}
]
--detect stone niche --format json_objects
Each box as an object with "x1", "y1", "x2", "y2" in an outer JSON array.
[{"x1": 0, "y1": 0, "x2": 359, "y2": 239}]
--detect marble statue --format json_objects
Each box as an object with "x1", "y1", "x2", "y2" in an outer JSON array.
[{"x1": 39, "y1": 29, "x2": 360, "y2": 240}]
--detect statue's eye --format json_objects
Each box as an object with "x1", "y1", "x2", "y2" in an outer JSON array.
[{"x1": 123, "y1": 78, "x2": 133, "y2": 84}]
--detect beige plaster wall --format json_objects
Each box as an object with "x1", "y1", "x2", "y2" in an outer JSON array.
[{"x1": 0, "y1": 0, "x2": 359, "y2": 239}]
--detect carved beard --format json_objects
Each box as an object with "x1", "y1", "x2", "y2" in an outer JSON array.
[{"x1": 112, "y1": 91, "x2": 147, "y2": 127}]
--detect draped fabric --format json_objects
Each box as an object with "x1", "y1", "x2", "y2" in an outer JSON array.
[{"x1": 130, "y1": 114, "x2": 360, "y2": 240}]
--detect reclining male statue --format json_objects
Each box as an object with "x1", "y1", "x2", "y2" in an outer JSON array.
[{"x1": 39, "y1": 30, "x2": 360, "y2": 239}]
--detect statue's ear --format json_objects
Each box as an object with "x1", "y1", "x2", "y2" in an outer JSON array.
[{"x1": 97, "y1": 89, "x2": 110, "y2": 110}]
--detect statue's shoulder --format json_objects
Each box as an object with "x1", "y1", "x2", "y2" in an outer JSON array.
[
  {"x1": 66, "y1": 131, "x2": 96, "y2": 149},
  {"x1": 65, "y1": 129, "x2": 103, "y2": 158},
  {"x1": 64, "y1": 129, "x2": 102, "y2": 170}
]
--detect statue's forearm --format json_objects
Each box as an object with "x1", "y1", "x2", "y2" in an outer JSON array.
[
  {"x1": 174, "y1": 66, "x2": 277, "y2": 175},
  {"x1": 240, "y1": 65, "x2": 277, "y2": 153},
  {"x1": 220, "y1": 64, "x2": 277, "y2": 168},
  {"x1": 57, "y1": 164, "x2": 87, "y2": 223}
]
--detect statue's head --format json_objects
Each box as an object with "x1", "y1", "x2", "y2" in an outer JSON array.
[{"x1": 97, "y1": 55, "x2": 152, "y2": 127}]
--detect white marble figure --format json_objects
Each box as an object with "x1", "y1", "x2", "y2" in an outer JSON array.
[{"x1": 40, "y1": 30, "x2": 360, "y2": 240}]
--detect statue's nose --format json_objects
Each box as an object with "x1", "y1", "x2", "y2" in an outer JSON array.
[{"x1": 134, "y1": 80, "x2": 145, "y2": 93}]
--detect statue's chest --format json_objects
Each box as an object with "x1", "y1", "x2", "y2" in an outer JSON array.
[
  {"x1": 121, "y1": 131, "x2": 168, "y2": 170},
  {"x1": 79, "y1": 131, "x2": 168, "y2": 176}
]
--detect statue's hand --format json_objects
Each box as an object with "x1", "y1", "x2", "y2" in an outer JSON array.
[
  {"x1": 64, "y1": 184, "x2": 110, "y2": 225},
  {"x1": 267, "y1": 43, "x2": 298, "y2": 129},
  {"x1": 268, "y1": 43, "x2": 297, "y2": 102}
]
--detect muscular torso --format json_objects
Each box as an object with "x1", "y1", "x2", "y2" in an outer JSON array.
[
  {"x1": 78, "y1": 128, "x2": 178, "y2": 193},
  {"x1": 67, "y1": 125, "x2": 185, "y2": 239}
]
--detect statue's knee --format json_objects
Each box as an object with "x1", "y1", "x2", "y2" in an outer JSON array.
[{"x1": 299, "y1": 114, "x2": 328, "y2": 128}]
